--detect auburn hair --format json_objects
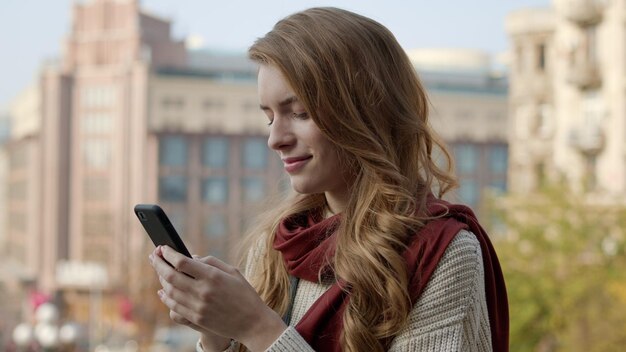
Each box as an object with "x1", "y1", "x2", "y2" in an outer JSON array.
[{"x1": 246, "y1": 7, "x2": 457, "y2": 352}]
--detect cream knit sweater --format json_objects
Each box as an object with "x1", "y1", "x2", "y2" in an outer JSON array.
[{"x1": 197, "y1": 229, "x2": 492, "y2": 352}]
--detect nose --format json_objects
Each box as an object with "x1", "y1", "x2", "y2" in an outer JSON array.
[{"x1": 268, "y1": 115, "x2": 296, "y2": 151}]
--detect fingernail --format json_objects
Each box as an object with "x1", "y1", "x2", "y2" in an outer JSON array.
[{"x1": 157, "y1": 289, "x2": 164, "y2": 298}]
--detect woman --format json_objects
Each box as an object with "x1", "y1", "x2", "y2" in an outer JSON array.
[{"x1": 149, "y1": 7, "x2": 508, "y2": 352}]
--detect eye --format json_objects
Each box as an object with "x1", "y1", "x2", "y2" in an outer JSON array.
[
  {"x1": 267, "y1": 118, "x2": 274, "y2": 126},
  {"x1": 292, "y1": 112, "x2": 308, "y2": 120}
]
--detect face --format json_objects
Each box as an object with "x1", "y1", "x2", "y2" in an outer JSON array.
[{"x1": 257, "y1": 64, "x2": 350, "y2": 202}]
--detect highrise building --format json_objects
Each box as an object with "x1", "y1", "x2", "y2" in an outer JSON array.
[
  {"x1": 1, "y1": 0, "x2": 277, "y2": 342},
  {"x1": 506, "y1": 0, "x2": 626, "y2": 199}
]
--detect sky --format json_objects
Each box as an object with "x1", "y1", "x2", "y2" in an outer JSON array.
[{"x1": 0, "y1": 0, "x2": 550, "y2": 111}]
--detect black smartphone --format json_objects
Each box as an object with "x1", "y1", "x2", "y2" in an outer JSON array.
[{"x1": 134, "y1": 204, "x2": 192, "y2": 258}]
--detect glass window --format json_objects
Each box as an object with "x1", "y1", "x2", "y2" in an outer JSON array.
[
  {"x1": 82, "y1": 113, "x2": 112, "y2": 134},
  {"x1": 81, "y1": 86, "x2": 117, "y2": 108},
  {"x1": 202, "y1": 177, "x2": 229, "y2": 204},
  {"x1": 242, "y1": 177, "x2": 265, "y2": 202},
  {"x1": 159, "y1": 136, "x2": 188, "y2": 167},
  {"x1": 84, "y1": 177, "x2": 109, "y2": 201},
  {"x1": 9, "y1": 211, "x2": 26, "y2": 232},
  {"x1": 9, "y1": 180, "x2": 26, "y2": 201},
  {"x1": 84, "y1": 140, "x2": 111, "y2": 169},
  {"x1": 159, "y1": 176, "x2": 188, "y2": 201},
  {"x1": 161, "y1": 96, "x2": 185, "y2": 109},
  {"x1": 202, "y1": 137, "x2": 229, "y2": 168},
  {"x1": 459, "y1": 179, "x2": 479, "y2": 206},
  {"x1": 242, "y1": 138, "x2": 267, "y2": 169},
  {"x1": 204, "y1": 212, "x2": 227, "y2": 238},
  {"x1": 489, "y1": 146, "x2": 508, "y2": 174},
  {"x1": 454, "y1": 144, "x2": 478, "y2": 174},
  {"x1": 537, "y1": 43, "x2": 546, "y2": 71},
  {"x1": 83, "y1": 211, "x2": 111, "y2": 237},
  {"x1": 167, "y1": 208, "x2": 186, "y2": 235}
]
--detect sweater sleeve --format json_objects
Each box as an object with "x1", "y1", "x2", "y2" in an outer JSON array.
[{"x1": 264, "y1": 230, "x2": 491, "y2": 352}]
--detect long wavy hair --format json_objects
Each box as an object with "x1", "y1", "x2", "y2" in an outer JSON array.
[{"x1": 246, "y1": 7, "x2": 457, "y2": 352}]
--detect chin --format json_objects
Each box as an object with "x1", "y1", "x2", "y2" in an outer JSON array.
[{"x1": 289, "y1": 179, "x2": 320, "y2": 195}]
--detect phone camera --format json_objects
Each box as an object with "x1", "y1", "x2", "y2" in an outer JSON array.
[{"x1": 138, "y1": 211, "x2": 147, "y2": 221}]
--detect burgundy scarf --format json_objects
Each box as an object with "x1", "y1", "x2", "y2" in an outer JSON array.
[{"x1": 273, "y1": 196, "x2": 509, "y2": 351}]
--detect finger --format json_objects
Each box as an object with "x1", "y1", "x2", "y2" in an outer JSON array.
[
  {"x1": 194, "y1": 255, "x2": 239, "y2": 277},
  {"x1": 169, "y1": 309, "x2": 215, "y2": 336},
  {"x1": 160, "y1": 245, "x2": 197, "y2": 273},
  {"x1": 161, "y1": 246, "x2": 225, "y2": 280},
  {"x1": 158, "y1": 288, "x2": 203, "y2": 327},
  {"x1": 151, "y1": 249, "x2": 196, "y2": 289}
]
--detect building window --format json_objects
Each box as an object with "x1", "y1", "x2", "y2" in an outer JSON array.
[
  {"x1": 82, "y1": 113, "x2": 112, "y2": 134},
  {"x1": 459, "y1": 179, "x2": 479, "y2": 206},
  {"x1": 516, "y1": 44, "x2": 524, "y2": 73},
  {"x1": 203, "y1": 99, "x2": 225, "y2": 110},
  {"x1": 202, "y1": 177, "x2": 229, "y2": 204},
  {"x1": 454, "y1": 144, "x2": 478, "y2": 174},
  {"x1": 83, "y1": 211, "x2": 111, "y2": 237},
  {"x1": 84, "y1": 139, "x2": 111, "y2": 169},
  {"x1": 159, "y1": 136, "x2": 188, "y2": 167},
  {"x1": 242, "y1": 138, "x2": 267, "y2": 169},
  {"x1": 167, "y1": 207, "x2": 187, "y2": 235},
  {"x1": 204, "y1": 212, "x2": 227, "y2": 238},
  {"x1": 84, "y1": 177, "x2": 109, "y2": 201},
  {"x1": 159, "y1": 175, "x2": 188, "y2": 201},
  {"x1": 9, "y1": 145, "x2": 27, "y2": 170},
  {"x1": 537, "y1": 43, "x2": 546, "y2": 71},
  {"x1": 82, "y1": 86, "x2": 117, "y2": 108},
  {"x1": 489, "y1": 146, "x2": 508, "y2": 174},
  {"x1": 9, "y1": 180, "x2": 26, "y2": 201},
  {"x1": 161, "y1": 96, "x2": 185, "y2": 110},
  {"x1": 242, "y1": 101, "x2": 257, "y2": 112},
  {"x1": 9, "y1": 211, "x2": 26, "y2": 232},
  {"x1": 202, "y1": 137, "x2": 229, "y2": 168},
  {"x1": 242, "y1": 177, "x2": 265, "y2": 202},
  {"x1": 84, "y1": 246, "x2": 110, "y2": 265}
]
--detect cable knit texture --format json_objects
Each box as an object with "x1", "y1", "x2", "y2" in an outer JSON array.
[{"x1": 196, "y1": 230, "x2": 491, "y2": 352}]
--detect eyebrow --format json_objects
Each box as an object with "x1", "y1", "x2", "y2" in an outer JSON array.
[{"x1": 259, "y1": 95, "x2": 299, "y2": 111}]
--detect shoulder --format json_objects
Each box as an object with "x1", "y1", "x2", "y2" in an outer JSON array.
[
  {"x1": 389, "y1": 230, "x2": 491, "y2": 350},
  {"x1": 430, "y1": 229, "x2": 483, "y2": 295},
  {"x1": 414, "y1": 229, "x2": 484, "y2": 317}
]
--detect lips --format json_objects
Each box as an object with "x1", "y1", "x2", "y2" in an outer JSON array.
[{"x1": 282, "y1": 155, "x2": 312, "y2": 173}]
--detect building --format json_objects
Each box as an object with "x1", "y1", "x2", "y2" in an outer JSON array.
[
  {"x1": 408, "y1": 49, "x2": 509, "y2": 211},
  {"x1": 506, "y1": 0, "x2": 626, "y2": 200},
  {"x1": 0, "y1": 0, "x2": 279, "y2": 345}
]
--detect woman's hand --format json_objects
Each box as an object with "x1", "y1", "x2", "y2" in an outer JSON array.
[{"x1": 149, "y1": 246, "x2": 287, "y2": 351}]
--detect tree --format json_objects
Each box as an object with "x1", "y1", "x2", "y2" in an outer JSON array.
[{"x1": 484, "y1": 184, "x2": 626, "y2": 352}]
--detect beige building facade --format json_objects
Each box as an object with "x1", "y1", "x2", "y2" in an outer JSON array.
[
  {"x1": 408, "y1": 49, "x2": 509, "y2": 210},
  {"x1": 506, "y1": 0, "x2": 626, "y2": 199}
]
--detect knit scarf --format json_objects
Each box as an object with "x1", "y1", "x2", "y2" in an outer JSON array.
[{"x1": 273, "y1": 196, "x2": 509, "y2": 352}]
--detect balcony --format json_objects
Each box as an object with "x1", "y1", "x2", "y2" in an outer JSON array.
[
  {"x1": 568, "y1": 124, "x2": 604, "y2": 155},
  {"x1": 568, "y1": 60, "x2": 601, "y2": 89},
  {"x1": 562, "y1": 0, "x2": 605, "y2": 25},
  {"x1": 511, "y1": 73, "x2": 552, "y2": 100}
]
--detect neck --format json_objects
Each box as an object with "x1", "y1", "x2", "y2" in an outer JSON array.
[{"x1": 324, "y1": 190, "x2": 349, "y2": 216}]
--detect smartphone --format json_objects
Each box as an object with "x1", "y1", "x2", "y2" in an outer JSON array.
[{"x1": 134, "y1": 204, "x2": 192, "y2": 258}]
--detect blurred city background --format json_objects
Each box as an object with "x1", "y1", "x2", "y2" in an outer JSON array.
[{"x1": 0, "y1": 0, "x2": 625, "y2": 351}]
